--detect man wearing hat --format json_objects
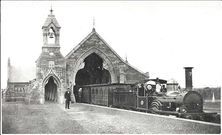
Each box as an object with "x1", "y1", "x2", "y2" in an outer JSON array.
[{"x1": 64, "y1": 88, "x2": 71, "y2": 109}]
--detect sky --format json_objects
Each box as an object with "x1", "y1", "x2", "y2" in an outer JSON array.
[{"x1": 1, "y1": 1, "x2": 222, "y2": 89}]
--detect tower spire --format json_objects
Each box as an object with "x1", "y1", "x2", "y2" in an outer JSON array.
[
  {"x1": 92, "y1": 17, "x2": 96, "y2": 32},
  {"x1": 93, "y1": 17, "x2": 95, "y2": 28},
  {"x1": 8, "y1": 57, "x2": 11, "y2": 66},
  {"x1": 50, "y1": 5, "x2": 53, "y2": 15},
  {"x1": 125, "y1": 54, "x2": 128, "y2": 63}
]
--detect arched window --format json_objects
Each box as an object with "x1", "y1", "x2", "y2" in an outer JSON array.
[{"x1": 48, "y1": 27, "x2": 55, "y2": 44}]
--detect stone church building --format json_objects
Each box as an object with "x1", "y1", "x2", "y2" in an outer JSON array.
[{"x1": 6, "y1": 10, "x2": 149, "y2": 104}]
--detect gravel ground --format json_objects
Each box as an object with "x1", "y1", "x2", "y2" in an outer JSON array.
[
  {"x1": 2, "y1": 102, "x2": 87, "y2": 134},
  {"x1": 63, "y1": 103, "x2": 221, "y2": 134},
  {"x1": 2, "y1": 102, "x2": 221, "y2": 134}
]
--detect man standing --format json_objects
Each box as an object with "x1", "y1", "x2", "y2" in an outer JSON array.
[{"x1": 64, "y1": 88, "x2": 71, "y2": 109}]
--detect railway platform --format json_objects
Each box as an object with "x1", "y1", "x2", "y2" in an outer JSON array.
[
  {"x1": 2, "y1": 102, "x2": 221, "y2": 134},
  {"x1": 62, "y1": 103, "x2": 221, "y2": 134}
]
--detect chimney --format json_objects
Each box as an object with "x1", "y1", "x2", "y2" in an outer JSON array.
[{"x1": 184, "y1": 67, "x2": 193, "y2": 90}]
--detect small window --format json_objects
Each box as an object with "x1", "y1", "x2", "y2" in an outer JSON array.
[
  {"x1": 49, "y1": 61, "x2": 55, "y2": 68},
  {"x1": 43, "y1": 48, "x2": 48, "y2": 52}
]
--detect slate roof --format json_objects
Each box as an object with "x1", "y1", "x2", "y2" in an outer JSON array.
[{"x1": 42, "y1": 14, "x2": 61, "y2": 28}]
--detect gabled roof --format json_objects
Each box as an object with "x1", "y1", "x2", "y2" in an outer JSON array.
[
  {"x1": 65, "y1": 29, "x2": 148, "y2": 78},
  {"x1": 42, "y1": 14, "x2": 61, "y2": 28}
]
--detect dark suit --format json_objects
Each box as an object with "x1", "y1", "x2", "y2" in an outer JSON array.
[{"x1": 64, "y1": 91, "x2": 71, "y2": 109}]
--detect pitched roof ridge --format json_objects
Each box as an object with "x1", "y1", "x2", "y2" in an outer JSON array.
[
  {"x1": 65, "y1": 29, "x2": 148, "y2": 78},
  {"x1": 95, "y1": 32, "x2": 148, "y2": 77},
  {"x1": 65, "y1": 30, "x2": 95, "y2": 59}
]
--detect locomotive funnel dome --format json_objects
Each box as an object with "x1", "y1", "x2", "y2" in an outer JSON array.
[{"x1": 183, "y1": 91, "x2": 203, "y2": 113}]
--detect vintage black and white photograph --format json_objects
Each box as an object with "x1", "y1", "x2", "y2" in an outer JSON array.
[{"x1": 1, "y1": 1, "x2": 221, "y2": 134}]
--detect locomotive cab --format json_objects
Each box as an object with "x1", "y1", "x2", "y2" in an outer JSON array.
[
  {"x1": 136, "y1": 78, "x2": 169, "y2": 111},
  {"x1": 144, "y1": 78, "x2": 168, "y2": 96}
]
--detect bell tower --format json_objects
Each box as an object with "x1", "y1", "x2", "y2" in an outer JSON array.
[
  {"x1": 35, "y1": 8, "x2": 67, "y2": 104},
  {"x1": 42, "y1": 8, "x2": 61, "y2": 47}
]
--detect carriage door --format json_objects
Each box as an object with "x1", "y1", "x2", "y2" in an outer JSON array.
[{"x1": 136, "y1": 84, "x2": 148, "y2": 110}]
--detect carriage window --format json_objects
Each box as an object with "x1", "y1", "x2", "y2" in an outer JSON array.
[
  {"x1": 138, "y1": 84, "x2": 145, "y2": 96},
  {"x1": 99, "y1": 88, "x2": 102, "y2": 95},
  {"x1": 101, "y1": 89, "x2": 103, "y2": 96}
]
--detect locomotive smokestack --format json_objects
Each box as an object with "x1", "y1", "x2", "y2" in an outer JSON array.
[{"x1": 184, "y1": 67, "x2": 193, "y2": 90}]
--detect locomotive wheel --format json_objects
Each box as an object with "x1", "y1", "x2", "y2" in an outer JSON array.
[
  {"x1": 179, "y1": 105, "x2": 188, "y2": 113},
  {"x1": 185, "y1": 114, "x2": 194, "y2": 120},
  {"x1": 150, "y1": 100, "x2": 162, "y2": 113}
]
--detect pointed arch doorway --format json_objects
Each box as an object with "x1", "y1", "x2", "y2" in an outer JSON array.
[{"x1": 44, "y1": 76, "x2": 60, "y2": 103}]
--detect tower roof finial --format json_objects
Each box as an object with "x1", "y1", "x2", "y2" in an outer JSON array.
[
  {"x1": 50, "y1": 5, "x2": 53, "y2": 15},
  {"x1": 8, "y1": 57, "x2": 11, "y2": 65},
  {"x1": 93, "y1": 17, "x2": 95, "y2": 28},
  {"x1": 125, "y1": 53, "x2": 128, "y2": 63},
  {"x1": 92, "y1": 16, "x2": 96, "y2": 32}
]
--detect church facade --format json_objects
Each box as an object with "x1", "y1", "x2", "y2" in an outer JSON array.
[{"x1": 6, "y1": 10, "x2": 149, "y2": 104}]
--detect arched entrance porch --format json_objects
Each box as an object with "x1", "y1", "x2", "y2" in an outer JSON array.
[
  {"x1": 43, "y1": 74, "x2": 61, "y2": 103},
  {"x1": 75, "y1": 53, "x2": 111, "y2": 85},
  {"x1": 45, "y1": 76, "x2": 58, "y2": 102},
  {"x1": 72, "y1": 49, "x2": 115, "y2": 102}
]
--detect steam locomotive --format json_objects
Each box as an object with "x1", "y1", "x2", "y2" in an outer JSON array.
[
  {"x1": 134, "y1": 78, "x2": 203, "y2": 113},
  {"x1": 79, "y1": 79, "x2": 220, "y2": 123}
]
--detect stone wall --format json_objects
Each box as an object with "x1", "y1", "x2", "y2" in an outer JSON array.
[
  {"x1": 66, "y1": 31, "x2": 148, "y2": 85},
  {"x1": 35, "y1": 47, "x2": 67, "y2": 104},
  {"x1": 5, "y1": 82, "x2": 30, "y2": 102}
]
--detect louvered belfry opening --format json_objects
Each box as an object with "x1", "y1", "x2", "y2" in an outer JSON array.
[
  {"x1": 74, "y1": 53, "x2": 111, "y2": 102},
  {"x1": 45, "y1": 76, "x2": 58, "y2": 102}
]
